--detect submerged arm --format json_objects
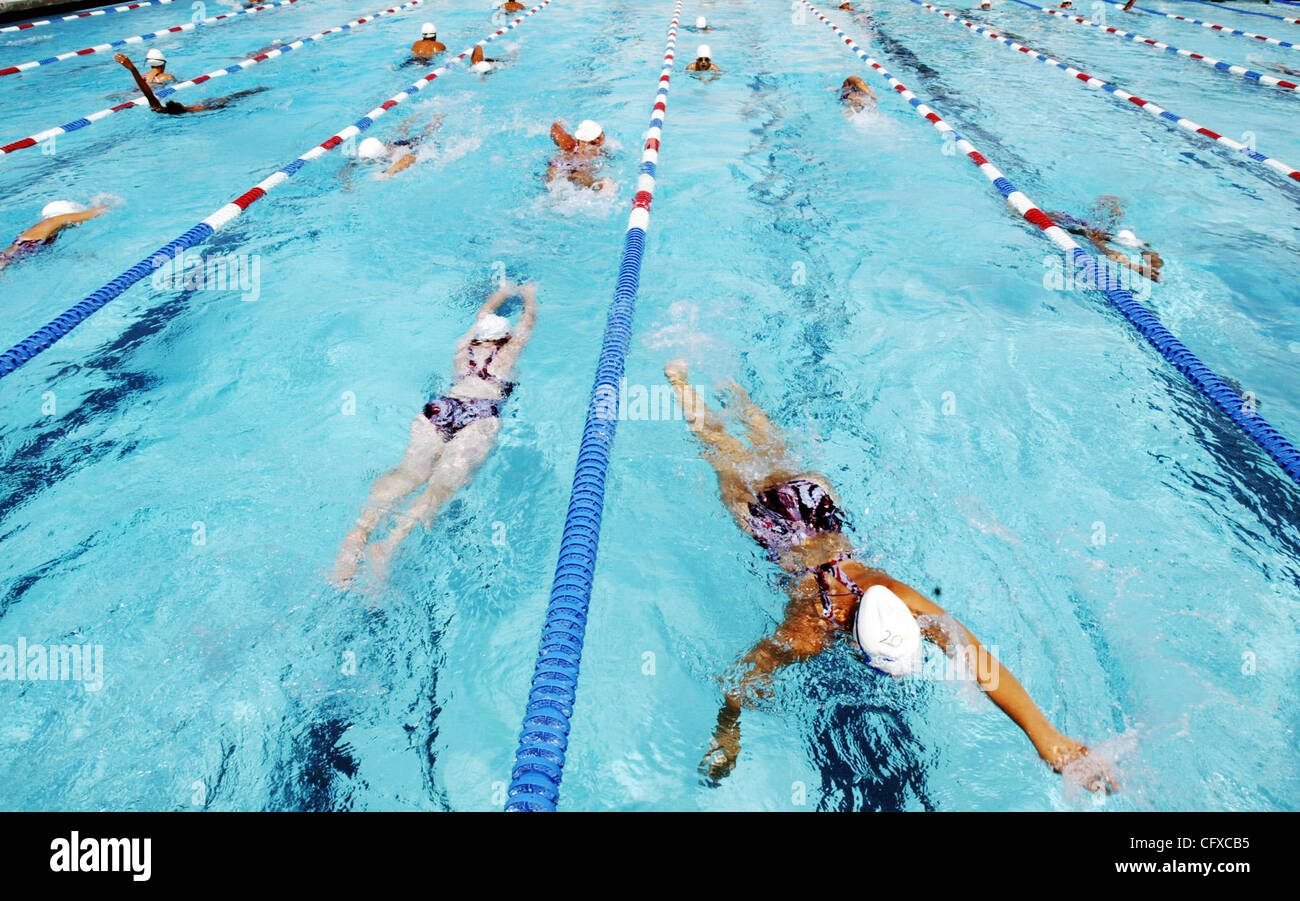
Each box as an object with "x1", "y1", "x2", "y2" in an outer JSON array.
[{"x1": 704, "y1": 610, "x2": 830, "y2": 784}]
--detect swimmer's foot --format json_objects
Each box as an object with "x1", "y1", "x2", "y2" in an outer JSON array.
[
  {"x1": 330, "y1": 533, "x2": 367, "y2": 589},
  {"x1": 664, "y1": 359, "x2": 690, "y2": 385}
]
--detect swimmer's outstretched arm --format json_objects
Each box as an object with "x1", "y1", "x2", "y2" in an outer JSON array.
[
  {"x1": 115, "y1": 53, "x2": 166, "y2": 111},
  {"x1": 872, "y1": 574, "x2": 1119, "y2": 792}
]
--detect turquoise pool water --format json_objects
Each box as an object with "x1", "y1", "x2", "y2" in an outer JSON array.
[{"x1": 1, "y1": 0, "x2": 1297, "y2": 811}]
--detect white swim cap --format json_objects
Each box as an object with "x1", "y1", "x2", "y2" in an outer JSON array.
[
  {"x1": 574, "y1": 119, "x2": 603, "y2": 142},
  {"x1": 471, "y1": 313, "x2": 511, "y2": 342},
  {"x1": 697, "y1": 44, "x2": 712, "y2": 59},
  {"x1": 471, "y1": 60, "x2": 493, "y2": 73},
  {"x1": 146, "y1": 48, "x2": 166, "y2": 66},
  {"x1": 41, "y1": 200, "x2": 87, "y2": 219},
  {"x1": 421, "y1": 22, "x2": 436, "y2": 37},
  {"x1": 1114, "y1": 228, "x2": 1144, "y2": 248},
  {"x1": 356, "y1": 136, "x2": 387, "y2": 160},
  {"x1": 695, "y1": 16, "x2": 707, "y2": 28},
  {"x1": 854, "y1": 584, "x2": 923, "y2": 677}
]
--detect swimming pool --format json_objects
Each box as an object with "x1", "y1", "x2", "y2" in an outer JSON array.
[{"x1": 1, "y1": 0, "x2": 1297, "y2": 811}]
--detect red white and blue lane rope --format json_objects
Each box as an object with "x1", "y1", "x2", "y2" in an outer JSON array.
[
  {"x1": 796, "y1": 0, "x2": 1300, "y2": 485},
  {"x1": 0, "y1": 0, "x2": 556, "y2": 380},
  {"x1": 911, "y1": 2, "x2": 1300, "y2": 184},
  {"x1": 1096, "y1": 0, "x2": 1296, "y2": 49},
  {"x1": 0, "y1": 0, "x2": 304, "y2": 77},
  {"x1": 1, "y1": 0, "x2": 182, "y2": 33},
  {"x1": 1004, "y1": 0, "x2": 1299, "y2": 92},
  {"x1": 505, "y1": 0, "x2": 684, "y2": 814},
  {"x1": 1179, "y1": 0, "x2": 1300, "y2": 26},
  {"x1": 1, "y1": 0, "x2": 427, "y2": 158}
]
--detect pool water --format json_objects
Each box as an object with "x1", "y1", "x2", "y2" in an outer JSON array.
[{"x1": 1, "y1": 0, "x2": 1297, "y2": 811}]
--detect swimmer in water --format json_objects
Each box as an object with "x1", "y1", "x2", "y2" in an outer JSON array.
[
  {"x1": 690, "y1": 16, "x2": 711, "y2": 31},
  {"x1": 663, "y1": 361, "x2": 1120, "y2": 793},
  {"x1": 1, "y1": 201, "x2": 109, "y2": 274},
  {"x1": 1058, "y1": 1, "x2": 1073, "y2": 8},
  {"x1": 143, "y1": 48, "x2": 175, "y2": 85},
  {"x1": 839, "y1": 75, "x2": 877, "y2": 113},
  {"x1": 686, "y1": 44, "x2": 721, "y2": 81},
  {"x1": 115, "y1": 53, "x2": 266, "y2": 114},
  {"x1": 980, "y1": 0, "x2": 992, "y2": 9},
  {"x1": 348, "y1": 113, "x2": 443, "y2": 180},
  {"x1": 412, "y1": 22, "x2": 445, "y2": 60},
  {"x1": 469, "y1": 44, "x2": 501, "y2": 73},
  {"x1": 332, "y1": 282, "x2": 538, "y2": 586},
  {"x1": 1047, "y1": 195, "x2": 1163, "y2": 283},
  {"x1": 501, "y1": 1, "x2": 526, "y2": 11},
  {"x1": 547, "y1": 118, "x2": 614, "y2": 194},
  {"x1": 838, "y1": 2, "x2": 855, "y2": 10}
]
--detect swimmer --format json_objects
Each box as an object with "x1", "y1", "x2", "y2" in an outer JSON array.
[
  {"x1": 469, "y1": 44, "x2": 501, "y2": 73},
  {"x1": 838, "y1": 2, "x2": 855, "y2": 9},
  {"x1": 663, "y1": 361, "x2": 1120, "y2": 793},
  {"x1": 686, "y1": 44, "x2": 721, "y2": 80},
  {"x1": 1265, "y1": 61, "x2": 1300, "y2": 77},
  {"x1": 839, "y1": 75, "x2": 877, "y2": 113},
  {"x1": 1, "y1": 201, "x2": 109, "y2": 274},
  {"x1": 690, "y1": 15, "x2": 711, "y2": 31},
  {"x1": 412, "y1": 23, "x2": 445, "y2": 60},
  {"x1": 501, "y1": 1, "x2": 526, "y2": 11},
  {"x1": 349, "y1": 113, "x2": 443, "y2": 180},
  {"x1": 115, "y1": 53, "x2": 265, "y2": 114},
  {"x1": 980, "y1": 0, "x2": 991, "y2": 9},
  {"x1": 1047, "y1": 195, "x2": 1163, "y2": 283},
  {"x1": 1058, "y1": 1, "x2": 1073, "y2": 8},
  {"x1": 143, "y1": 48, "x2": 174, "y2": 85},
  {"x1": 547, "y1": 118, "x2": 614, "y2": 193},
  {"x1": 332, "y1": 283, "x2": 538, "y2": 586}
]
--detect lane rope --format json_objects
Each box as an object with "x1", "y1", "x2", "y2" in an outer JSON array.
[
  {"x1": 797, "y1": 0, "x2": 1300, "y2": 484},
  {"x1": 0, "y1": 0, "x2": 557, "y2": 379},
  {"x1": 1095, "y1": 0, "x2": 1297, "y2": 49},
  {"x1": 504, "y1": 0, "x2": 684, "y2": 813},
  {"x1": 1179, "y1": 0, "x2": 1300, "y2": 25},
  {"x1": 909, "y1": 1, "x2": 1300, "y2": 184},
  {"x1": 1, "y1": 0, "x2": 182, "y2": 33},
  {"x1": 2, "y1": 0, "x2": 428, "y2": 158},
  {"x1": 1004, "y1": 0, "x2": 1300, "y2": 92},
  {"x1": 0, "y1": 0, "x2": 305, "y2": 77}
]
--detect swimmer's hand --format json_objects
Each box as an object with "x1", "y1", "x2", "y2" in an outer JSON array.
[
  {"x1": 114, "y1": 53, "x2": 133, "y2": 67},
  {"x1": 1038, "y1": 732, "x2": 1120, "y2": 794},
  {"x1": 701, "y1": 703, "x2": 741, "y2": 786}
]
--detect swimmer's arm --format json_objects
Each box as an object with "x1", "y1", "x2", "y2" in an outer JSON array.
[
  {"x1": 705, "y1": 616, "x2": 828, "y2": 783},
  {"x1": 550, "y1": 121, "x2": 576, "y2": 152},
  {"x1": 115, "y1": 53, "x2": 165, "y2": 111},
  {"x1": 511, "y1": 284, "x2": 538, "y2": 347},
  {"x1": 878, "y1": 576, "x2": 1117, "y2": 792},
  {"x1": 382, "y1": 153, "x2": 417, "y2": 178}
]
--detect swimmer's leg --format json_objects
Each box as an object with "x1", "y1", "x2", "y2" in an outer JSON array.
[
  {"x1": 331, "y1": 415, "x2": 444, "y2": 587},
  {"x1": 721, "y1": 379, "x2": 788, "y2": 459},
  {"x1": 368, "y1": 416, "x2": 501, "y2": 579},
  {"x1": 667, "y1": 361, "x2": 772, "y2": 531}
]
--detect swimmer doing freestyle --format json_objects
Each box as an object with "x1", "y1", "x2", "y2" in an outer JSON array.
[{"x1": 663, "y1": 360, "x2": 1119, "y2": 793}]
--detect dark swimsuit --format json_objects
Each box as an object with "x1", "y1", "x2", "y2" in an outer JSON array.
[
  {"x1": 423, "y1": 338, "x2": 515, "y2": 442},
  {"x1": 746, "y1": 478, "x2": 866, "y2": 620},
  {"x1": 2, "y1": 235, "x2": 54, "y2": 264}
]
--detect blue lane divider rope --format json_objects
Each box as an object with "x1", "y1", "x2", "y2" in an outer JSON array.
[
  {"x1": 797, "y1": 0, "x2": 1300, "y2": 486},
  {"x1": 504, "y1": 0, "x2": 684, "y2": 813}
]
